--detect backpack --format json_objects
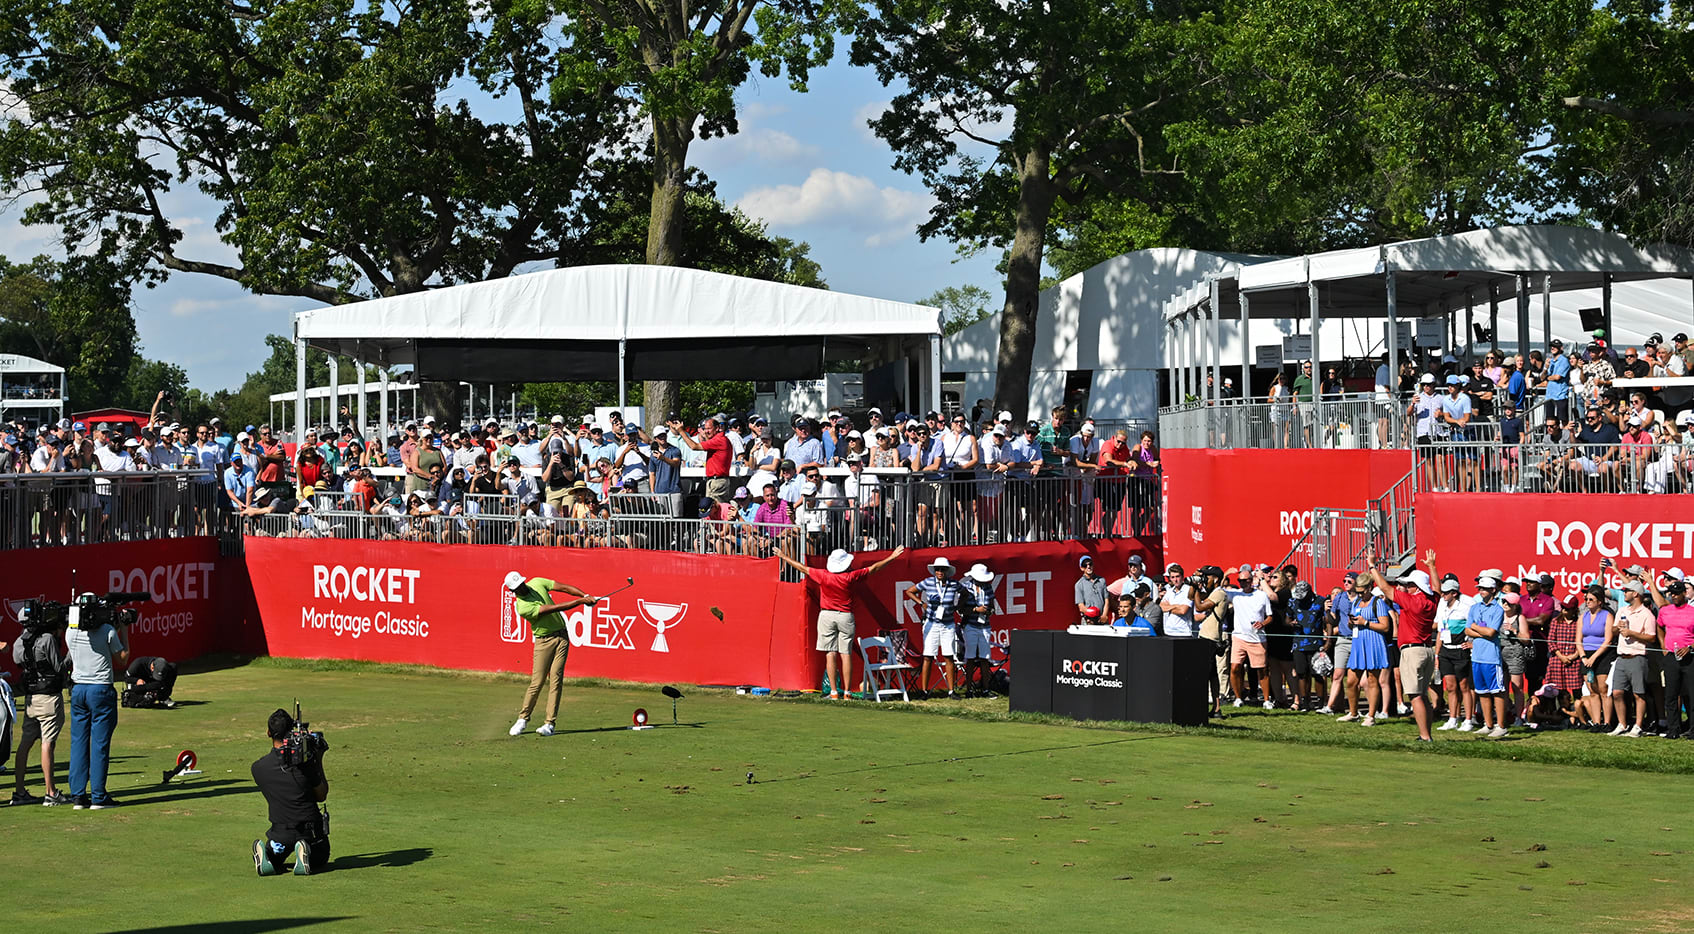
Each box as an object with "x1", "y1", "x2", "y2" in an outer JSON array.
[{"x1": 18, "y1": 629, "x2": 65, "y2": 694}]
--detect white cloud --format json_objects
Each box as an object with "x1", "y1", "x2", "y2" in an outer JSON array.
[
  {"x1": 853, "y1": 100, "x2": 889, "y2": 143},
  {"x1": 734, "y1": 127, "x2": 819, "y2": 162},
  {"x1": 165, "y1": 293, "x2": 301, "y2": 319},
  {"x1": 737, "y1": 168, "x2": 933, "y2": 247}
]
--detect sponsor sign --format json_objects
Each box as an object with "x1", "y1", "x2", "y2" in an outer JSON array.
[
  {"x1": 1420, "y1": 492, "x2": 1694, "y2": 599},
  {"x1": 1415, "y1": 317, "x2": 1446, "y2": 348},
  {"x1": 0, "y1": 538, "x2": 224, "y2": 661},
  {"x1": 1161, "y1": 448, "x2": 1415, "y2": 592},
  {"x1": 1254, "y1": 345, "x2": 1282, "y2": 369},
  {"x1": 243, "y1": 537, "x2": 819, "y2": 689},
  {"x1": 836, "y1": 537, "x2": 1158, "y2": 661},
  {"x1": 1055, "y1": 657, "x2": 1124, "y2": 690},
  {"x1": 1282, "y1": 334, "x2": 1312, "y2": 361}
]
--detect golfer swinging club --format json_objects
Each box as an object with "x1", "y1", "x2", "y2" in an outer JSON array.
[{"x1": 506, "y1": 571, "x2": 597, "y2": 737}]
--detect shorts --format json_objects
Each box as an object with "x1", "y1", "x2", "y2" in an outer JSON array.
[
  {"x1": 1501, "y1": 639, "x2": 1530, "y2": 677},
  {"x1": 1611, "y1": 654, "x2": 1650, "y2": 695},
  {"x1": 816, "y1": 609, "x2": 855, "y2": 654},
  {"x1": 1264, "y1": 632, "x2": 1294, "y2": 661},
  {"x1": 1230, "y1": 636, "x2": 1266, "y2": 668},
  {"x1": 1584, "y1": 648, "x2": 1616, "y2": 681},
  {"x1": 1546, "y1": 398, "x2": 1569, "y2": 423},
  {"x1": 1438, "y1": 645, "x2": 1470, "y2": 680},
  {"x1": 1398, "y1": 645, "x2": 1435, "y2": 696},
  {"x1": 1291, "y1": 649, "x2": 1322, "y2": 678},
  {"x1": 962, "y1": 625, "x2": 993, "y2": 660},
  {"x1": 1332, "y1": 637, "x2": 1352, "y2": 674},
  {"x1": 1472, "y1": 661, "x2": 1504, "y2": 695},
  {"x1": 704, "y1": 477, "x2": 731, "y2": 503},
  {"x1": 25, "y1": 693, "x2": 64, "y2": 742},
  {"x1": 922, "y1": 621, "x2": 957, "y2": 657}
]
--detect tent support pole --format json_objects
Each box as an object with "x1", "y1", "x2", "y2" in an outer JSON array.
[
  {"x1": 356, "y1": 355, "x2": 367, "y2": 441},
  {"x1": 1385, "y1": 260, "x2": 1399, "y2": 397},
  {"x1": 1542, "y1": 275, "x2": 1552, "y2": 356},
  {"x1": 1307, "y1": 257, "x2": 1320, "y2": 387},
  {"x1": 618, "y1": 338, "x2": 628, "y2": 410},
  {"x1": 1516, "y1": 275, "x2": 1531, "y2": 363},
  {"x1": 1210, "y1": 280, "x2": 1222, "y2": 406},
  {"x1": 326, "y1": 356, "x2": 339, "y2": 434},
  {"x1": 379, "y1": 368, "x2": 390, "y2": 442},
  {"x1": 1239, "y1": 291, "x2": 1252, "y2": 399},
  {"x1": 1464, "y1": 290, "x2": 1475, "y2": 368},
  {"x1": 1602, "y1": 273, "x2": 1613, "y2": 342},
  {"x1": 294, "y1": 335, "x2": 307, "y2": 444},
  {"x1": 1488, "y1": 282, "x2": 1499, "y2": 356}
]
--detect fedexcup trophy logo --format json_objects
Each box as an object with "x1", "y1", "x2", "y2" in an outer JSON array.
[
  {"x1": 637, "y1": 600, "x2": 686, "y2": 653},
  {"x1": 499, "y1": 585, "x2": 528, "y2": 644}
]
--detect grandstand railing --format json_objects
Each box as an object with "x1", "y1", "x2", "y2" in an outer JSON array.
[
  {"x1": 1159, "y1": 393, "x2": 1408, "y2": 450},
  {"x1": 0, "y1": 470, "x2": 234, "y2": 550},
  {"x1": 1413, "y1": 440, "x2": 1694, "y2": 495}
]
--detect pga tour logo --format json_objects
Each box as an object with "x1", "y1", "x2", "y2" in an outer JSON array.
[{"x1": 498, "y1": 583, "x2": 687, "y2": 653}]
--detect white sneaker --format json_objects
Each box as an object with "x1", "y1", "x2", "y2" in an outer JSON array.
[
  {"x1": 536, "y1": 723, "x2": 555, "y2": 736},
  {"x1": 1457, "y1": 720, "x2": 1476, "y2": 732},
  {"x1": 1488, "y1": 725, "x2": 1509, "y2": 738},
  {"x1": 1232, "y1": 699, "x2": 1243, "y2": 708},
  {"x1": 1360, "y1": 716, "x2": 1376, "y2": 727},
  {"x1": 1262, "y1": 701, "x2": 1276, "y2": 710},
  {"x1": 1626, "y1": 725, "x2": 1643, "y2": 738},
  {"x1": 1336, "y1": 712, "x2": 1358, "y2": 722},
  {"x1": 1609, "y1": 723, "x2": 1629, "y2": 736},
  {"x1": 1438, "y1": 717, "x2": 1458, "y2": 731},
  {"x1": 509, "y1": 717, "x2": 527, "y2": 736},
  {"x1": 1316, "y1": 706, "x2": 1333, "y2": 715}
]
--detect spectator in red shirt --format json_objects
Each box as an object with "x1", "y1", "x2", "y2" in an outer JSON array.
[
  {"x1": 255, "y1": 425, "x2": 288, "y2": 496},
  {"x1": 669, "y1": 416, "x2": 733, "y2": 504},
  {"x1": 296, "y1": 432, "x2": 327, "y2": 496},
  {"x1": 780, "y1": 546, "x2": 906, "y2": 699},
  {"x1": 1363, "y1": 545, "x2": 1437, "y2": 742}
]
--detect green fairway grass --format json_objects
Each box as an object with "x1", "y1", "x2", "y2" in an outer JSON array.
[{"x1": 8, "y1": 658, "x2": 1694, "y2": 934}]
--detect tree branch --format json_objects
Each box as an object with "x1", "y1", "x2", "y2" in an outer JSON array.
[{"x1": 1561, "y1": 95, "x2": 1694, "y2": 127}]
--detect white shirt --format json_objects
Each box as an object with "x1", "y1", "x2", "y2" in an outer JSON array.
[
  {"x1": 1434, "y1": 593, "x2": 1474, "y2": 645},
  {"x1": 1229, "y1": 589, "x2": 1273, "y2": 643},
  {"x1": 31, "y1": 446, "x2": 62, "y2": 472},
  {"x1": 194, "y1": 442, "x2": 223, "y2": 482},
  {"x1": 1161, "y1": 586, "x2": 1194, "y2": 637}
]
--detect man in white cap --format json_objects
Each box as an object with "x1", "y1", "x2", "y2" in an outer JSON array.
[
  {"x1": 1462, "y1": 571, "x2": 1508, "y2": 738},
  {"x1": 905, "y1": 557, "x2": 964, "y2": 698},
  {"x1": 1364, "y1": 546, "x2": 1438, "y2": 741},
  {"x1": 779, "y1": 547, "x2": 906, "y2": 699},
  {"x1": 505, "y1": 572, "x2": 597, "y2": 736}
]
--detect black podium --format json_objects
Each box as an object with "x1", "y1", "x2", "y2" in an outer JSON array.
[{"x1": 1009, "y1": 630, "x2": 1211, "y2": 726}]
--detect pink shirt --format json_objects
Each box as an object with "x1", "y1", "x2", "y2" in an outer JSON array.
[{"x1": 1659, "y1": 603, "x2": 1694, "y2": 654}]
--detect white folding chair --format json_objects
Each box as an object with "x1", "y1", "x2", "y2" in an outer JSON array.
[{"x1": 857, "y1": 636, "x2": 914, "y2": 703}]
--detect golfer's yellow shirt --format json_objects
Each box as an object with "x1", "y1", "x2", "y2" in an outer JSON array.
[{"x1": 514, "y1": 577, "x2": 567, "y2": 637}]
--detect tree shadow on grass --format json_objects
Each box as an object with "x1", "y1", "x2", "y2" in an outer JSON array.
[
  {"x1": 109, "y1": 918, "x2": 353, "y2": 934},
  {"x1": 332, "y1": 847, "x2": 433, "y2": 870}
]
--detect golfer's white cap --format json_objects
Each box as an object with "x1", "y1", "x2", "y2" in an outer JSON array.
[
  {"x1": 968, "y1": 563, "x2": 994, "y2": 583},
  {"x1": 826, "y1": 549, "x2": 853, "y2": 574},
  {"x1": 503, "y1": 571, "x2": 526, "y2": 591}
]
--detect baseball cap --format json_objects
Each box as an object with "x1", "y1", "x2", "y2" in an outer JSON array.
[
  {"x1": 1398, "y1": 569, "x2": 1434, "y2": 595},
  {"x1": 868, "y1": 407, "x2": 883, "y2": 416},
  {"x1": 1625, "y1": 563, "x2": 1647, "y2": 577},
  {"x1": 503, "y1": 571, "x2": 526, "y2": 591},
  {"x1": 1501, "y1": 592, "x2": 1520, "y2": 605},
  {"x1": 733, "y1": 486, "x2": 751, "y2": 499},
  {"x1": 1476, "y1": 575, "x2": 1499, "y2": 589},
  {"x1": 1625, "y1": 581, "x2": 1646, "y2": 595},
  {"x1": 1538, "y1": 572, "x2": 1556, "y2": 587},
  {"x1": 1419, "y1": 373, "x2": 1435, "y2": 384},
  {"x1": 72, "y1": 420, "x2": 86, "y2": 430},
  {"x1": 801, "y1": 482, "x2": 817, "y2": 495},
  {"x1": 1440, "y1": 579, "x2": 1460, "y2": 593},
  {"x1": 1549, "y1": 338, "x2": 1564, "y2": 349},
  {"x1": 1079, "y1": 423, "x2": 1095, "y2": 435},
  {"x1": 1445, "y1": 375, "x2": 1460, "y2": 386},
  {"x1": 1025, "y1": 421, "x2": 1040, "y2": 432},
  {"x1": 997, "y1": 410, "x2": 1013, "y2": 422},
  {"x1": 1127, "y1": 554, "x2": 1144, "y2": 566},
  {"x1": 1666, "y1": 567, "x2": 1687, "y2": 581},
  {"x1": 990, "y1": 426, "x2": 1005, "y2": 436},
  {"x1": 550, "y1": 414, "x2": 565, "y2": 424},
  {"x1": 123, "y1": 438, "x2": 140, "y2": 448},
  {"x1": 423, "y1": 415, "x2": 436, "y2": 425},
  {"x1": 237, "y1": 432, "x2": 251, "y2": 442},
  {"x1": 1675, "y1": 332, "x2": 1689, "y2": 343}
]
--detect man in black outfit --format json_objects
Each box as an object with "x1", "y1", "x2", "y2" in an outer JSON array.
[
  {"x1": 251, "y1": 709, "x2": 330, "y2": 876},
  {"x1": 122, "y1": 656, "x2": 178, "y2": 708}
]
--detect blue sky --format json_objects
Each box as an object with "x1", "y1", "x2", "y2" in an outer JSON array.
[{"x1": 0, "y1": 57, "x2": 1007, "y2": 394}]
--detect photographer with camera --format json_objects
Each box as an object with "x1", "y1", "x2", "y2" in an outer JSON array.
[
  {"x1": 66, "y1": 592, "x2": 132, "y2": 808},
  {"x1": 122, "y1": 656, "x2": 179, "y2": 709},
  {"x1": 252, "y1": 708, "x2": 330, "y2": 876},
  {"x1": 10, "y1": 601, "x2": 71, "y2": 806}
]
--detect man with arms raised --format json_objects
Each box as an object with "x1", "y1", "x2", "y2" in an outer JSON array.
[
  {"x1": 779, "y1": 547, "x2": 906, "y2": 699},
  {"x1": 1363, "y1": 546, "x2": 1437, "y2": 742}
]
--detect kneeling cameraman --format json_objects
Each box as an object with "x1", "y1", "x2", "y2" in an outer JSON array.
[
  {"x1": 251, "y1": 709, "x2": 329, "y2": 876},
  {"x1": 122, "y1": 656, "x2": 178, "y2": 708}
]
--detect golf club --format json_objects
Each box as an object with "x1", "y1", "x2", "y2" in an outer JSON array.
[{"x1": 596, "y1": 576, "x2": 636, "y2": 602}]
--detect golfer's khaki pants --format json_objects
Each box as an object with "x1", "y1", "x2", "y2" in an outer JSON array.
[{"x1": 519, "y1": 632, "x2": 570, "y2": 723}]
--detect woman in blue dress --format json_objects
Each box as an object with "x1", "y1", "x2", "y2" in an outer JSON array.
[{"x1": 1341, "y1": 587, "x2": 1393, "y2": 726}]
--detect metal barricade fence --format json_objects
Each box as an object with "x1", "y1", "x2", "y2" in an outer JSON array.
[
  {"x1": 1414, "y1": 440, "x2": 1690, "y2": 495},
  {"x1": 0, "y1": 470, "x2": 227, "y2": 550},
  {"x1": 1160, "y1": 394, "x2": 1407, "y2": 450}
]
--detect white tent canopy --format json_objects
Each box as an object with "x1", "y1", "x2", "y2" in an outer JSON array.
[
  {"x1": 0, "y1": 353, "x2": 65, "y2": 375},
  {"x1": 1160, "y1": 226, "x2": 1694, "y2": 406},
  {"x1": 289, "y1": 264, "x2": 944, "y2": 436}
]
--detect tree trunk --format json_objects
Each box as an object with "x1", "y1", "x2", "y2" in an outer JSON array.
[
  {"x1": 642, "y1": 114, "x2": 694, "y2": 432},
  {"x1": 418, "y1": 379, "x2": 462, "y2": 430},
  {"x1": 993, "y1": 145, "x2": 1058, "y2": 424}
]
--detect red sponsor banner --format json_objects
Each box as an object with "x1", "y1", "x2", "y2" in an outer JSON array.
[
  {"x1": 1162, "y1": 448, "x2": 1414, "y2": 587},
  {"x1": 0, "y1": 538, "x2": 224, "y2": 664},
  {"x1": 1418, "y1": 492, "x2": 1694, "y2": 600},
  {"x1": 242, "y1": 537, "x2": 821, "y2": 690},
  {"x1": 830, "y1": 537, "x2": 1159, "y2": 661}
]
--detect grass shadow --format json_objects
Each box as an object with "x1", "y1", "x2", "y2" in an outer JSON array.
[
  {"x1": 109, "y1": 918, "x2": 354, "y2": 934},
  {"x1": 118, "y1": 779, "x2": 259, "y2": 807},
  {"x1": 331, "y1": 847, "x2": 433, "y2": 870}
]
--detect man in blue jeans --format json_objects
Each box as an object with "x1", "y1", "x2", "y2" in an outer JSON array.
[{"x1": 67, "y1": 601, "x2": 129, "y2": 809}]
